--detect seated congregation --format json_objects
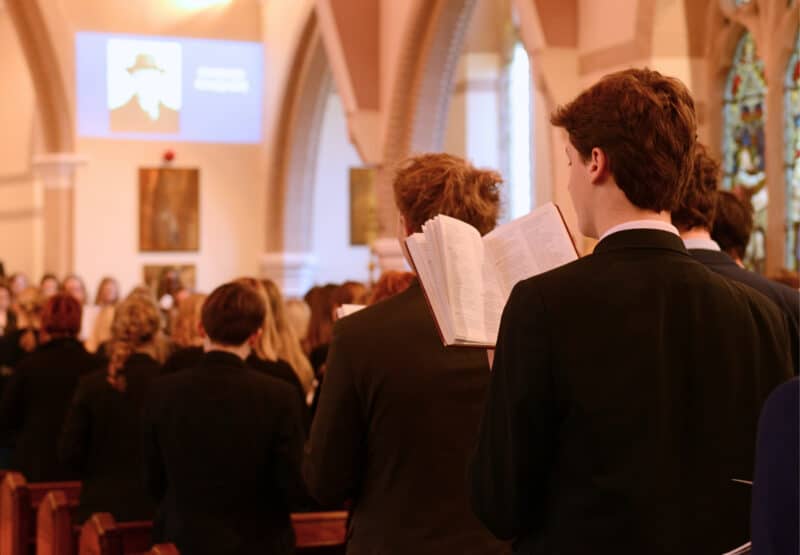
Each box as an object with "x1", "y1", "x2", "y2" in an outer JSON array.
[{"x1": 0, "y1": 68, "x2": 797, "y2": 555}]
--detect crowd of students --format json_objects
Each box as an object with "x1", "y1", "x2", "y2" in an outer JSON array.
[{"x1": 0, "y1": 67, "x2": 796, "y2": 555}]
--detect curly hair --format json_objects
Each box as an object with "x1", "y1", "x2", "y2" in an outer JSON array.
[
  {"x1": 393, "y1": 153, "x2": 502, "y2": 235},
  {"x1": 107, "y1": 294, "x2": 161, "y2": 392}
]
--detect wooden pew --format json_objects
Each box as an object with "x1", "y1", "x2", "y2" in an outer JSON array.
[
  {"x1": 78, "y1": 513, "x2": 177, "y2": 555},
  {"x1": 292, "y1": 511, "x2": 347, "y2": 554},
  {"x1": 0, "y1": 473, "x2": 81, "y2": 555},
  {"x1": 36, "y1": 491, "x2": 77, "y2": 555}
]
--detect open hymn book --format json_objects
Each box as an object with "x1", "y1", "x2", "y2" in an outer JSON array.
[{"x1": 406, "y1": 202, "x2": 578, "y2": 347}]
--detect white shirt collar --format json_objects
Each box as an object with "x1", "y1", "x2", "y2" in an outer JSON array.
[
  {"x1": 682, "y1": 237, "x2": 721, "y2": 251},
  {"x1": 599, "y1": 220, "x2": 681, "y2": 242}
]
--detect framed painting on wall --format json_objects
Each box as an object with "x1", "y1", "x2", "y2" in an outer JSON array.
[
  {"x1": 349, "y1": 167, "x2": 379, "y2": 246},
  {"x1": 139, "y1": 167, "x2": 199, "y2": 251},
  {"x1": 142, "y1": 264, "x2": 196, "y2": 296}
]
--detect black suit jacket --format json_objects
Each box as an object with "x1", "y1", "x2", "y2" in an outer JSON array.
[
  {"x1": 304, "y1": 282, "x2": 510, "y2": 555},
  {"x1": 60, "y1": 353, "x2": 160, "y2": 522},
  {"x1": 469, "y1": 230, "x2": 793, "y2": 555},
  {"x1": 0, "y1": 338, "x2": 99, "y2": 481},
  {"x1": 688, "y1": 248, "x2": 799, "y2": 373},
  {"x1": 142, "y1": 351, "x2": 306, "y2": 555}
]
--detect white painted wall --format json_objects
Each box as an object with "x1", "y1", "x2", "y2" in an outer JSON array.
[
  {"x1": 310, "y1": 92, "x2": 370, "y2": 285},
  {"x1": 0, "y1": 9, "x2": 39, "y2": 280}
]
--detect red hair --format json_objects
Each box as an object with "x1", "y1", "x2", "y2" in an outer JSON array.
[{"x1": 41, "y1": 294, "x2": 82, "y2": 337}]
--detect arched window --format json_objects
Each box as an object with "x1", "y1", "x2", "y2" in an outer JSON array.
[
  {"x1": 784, "y1": 31, "x2": 800, "y2": 270},
  {"x1": 722, "y1": 31, "x2": 767, "y2": 272},
  {"x1": 507, "y1": 41, "x2": 532, "y2": 219}
]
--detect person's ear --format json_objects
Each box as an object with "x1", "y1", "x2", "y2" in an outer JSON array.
[
  {"x1": 399, "y1": 214, "x2": 413, "y2": 237},
  {"x1": 196, "y1": 321, "x2": 207, "y2": 338},
  {"x1": 247, "y1": 328, "x2": 263, "y2": 347},
  {"x1": 589, "y1": 147, "x2": 609, "y2": 184}
]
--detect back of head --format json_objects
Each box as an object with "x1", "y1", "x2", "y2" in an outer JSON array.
[
  {"x1": 672, "y1": 143, "x2": 721, "y2": 232},
  {"x1": 712, "y1": 190, "x2": 753, "y2": 261},
  {"x1": 393, "y1": 153, "x2": 502, "y2": 235},
  {"x1": 203, "y1": 281, "x2": 266, "y2": 348},
  {"x1": 305, "y1": 283, "x2": 338, "y2": 351},
  {"x1": 41, "y1": 294, "x2": 82, "y2": 339},
  {"x1": 285, "y1": 299, "x2": 311, "y2": 343},
  {"x1": 333, "y1": 281, "x2": 368, "y2": 307},
  {"x1": 551, "y1": 68, "x2": 697, "y2": 213},
  {"x1": 172, "y1": 293, "x2": 208, "y2": 348},
  {"x1": 108, "y1": 294, "x2": 161, "y2": 391}
]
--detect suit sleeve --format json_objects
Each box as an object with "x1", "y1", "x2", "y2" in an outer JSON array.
[
  {"x1": 269, "y1": 384, "x2": 308, "y2": 510},
  {"x1": 468, "y1": 282, "x2": 560, "y2": 540},
  {"x1": 302, "y1": 320, "x2": 365, "y2": 506},
  {"x1": 141, "y1": 389, "x2": 167, "y2": 502},
  {"x1": 0, "y1": 364, "x2": 26, "y2": 435},
  {"x1": 58, "y1": 379, "x2": 92, "y2": 472}
]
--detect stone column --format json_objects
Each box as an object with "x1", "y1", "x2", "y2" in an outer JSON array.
[
  {"x1": 260, "y1": 252, "x2": 317, "y2": 298},
  {"x1": 32, "y1": 154, "x2": 86, "y2": 277}
]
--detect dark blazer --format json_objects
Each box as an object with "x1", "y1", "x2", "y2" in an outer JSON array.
[
  {"x1": 689, "y1": 248, "x2": 799, "y2": 373},
  {"x1": 304, "y1": 281, "x2": 510, "y2": 555},
  {"x1": 246, "y1": 354, "x2": 309, "y2": 434},
  {"x1": 469, "y1": 230, "x2": 793, "y2": 555},
  {"x1": 161, "y1": 346, "x2": 204, "y2": 375},
  {"x1": 0, "y1": 338, "x2": 99, "y2": 481},
  {"x1": 751, "y1": 377, "x2": 799, "y2": 555},
  {"x1": 60, "y1": 353, "x2": 160, "y2": 522},
  {"x1": 142, "y1": 351, "x2": 306, "y2": 555}
]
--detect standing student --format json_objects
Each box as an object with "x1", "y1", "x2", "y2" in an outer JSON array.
[
  {"x1": 0, "y1": 294, "x2": 98, "y2": 481},
  {"x1": 60, "y1": 293, "x2": 161, "y2": 522},
  {"x1": 469, "y1": 68, "x2": 793, "y2": 555},
  {"x1": 673, "y1": 145, "x2": 799, "y2": 373},
  {"x1": 142, "y1": 282, "x2": 306, "y2": 555},
  {"x1": 304, "y1": 153, "x2": 510, "y2": 555}
]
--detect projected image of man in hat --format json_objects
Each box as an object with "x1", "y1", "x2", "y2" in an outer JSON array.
[{"x1": 110, "y1": 53, "x2": 180, "y2": 134}]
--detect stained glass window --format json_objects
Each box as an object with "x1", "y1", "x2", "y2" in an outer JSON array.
[
  {"x1": 784, "y1": 31, "x2": 800, "y2": 270},
  {"x1": 722, "y1": 32, "x2": 767, "y2": 273}
]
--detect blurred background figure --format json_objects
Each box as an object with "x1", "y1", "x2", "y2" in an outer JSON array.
[
  {"x1": 368, "y1": 272, "x2": 416, "y2": 305},
  {"x1": 39, "y1": 274, "x2": 60, "y2": 299}
]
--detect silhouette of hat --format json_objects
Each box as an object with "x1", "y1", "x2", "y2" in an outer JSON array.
[{"x1": 127, "y1": 53, "x2": 164, "y2": 74}]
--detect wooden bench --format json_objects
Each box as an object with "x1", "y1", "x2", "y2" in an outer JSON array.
[
  {"x1": 292, "y1": 511, "x2": 347, "y2": 554},
  {"x1": 79, "y1": 513, "x2": 177, "y2": 555},
  {"x1": 35, "y1": 486, "x2": 344, "y2": 555},
  {"x1": 0, "y1": 472, "x2": 81, "y2": 555}
]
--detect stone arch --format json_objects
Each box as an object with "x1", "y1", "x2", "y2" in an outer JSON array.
[
  {"x1": 5, "y1": 0, "x2": 72, "y2": 153},
  {"x1": 265, "y1": 10, "x2": 332, "y2": 254}
]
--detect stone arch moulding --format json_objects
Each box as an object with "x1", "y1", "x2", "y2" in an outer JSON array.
[
  {"x1": 261, "y1": 9, "x2": 332, "y2": 295},
  {"x1": 5, "y1": 0, "x2": 73, "y2": 153},
  {"x1": 375, "y1": 0, "x2": 478, "y2": 237}
]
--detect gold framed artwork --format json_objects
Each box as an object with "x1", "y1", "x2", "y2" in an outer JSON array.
[
  {"x1": 142, "y1": 264, "x2": 196, "y2": 294},
  {"x1": 139, "y1": 167, "x2": 199, "y2": 251},
  {"x1": 349, "y1": 167, "x2": 379, "y2": 246}
]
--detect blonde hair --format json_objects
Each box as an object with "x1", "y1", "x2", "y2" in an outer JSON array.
[
  {"x1": 234, "y1": 278, "x2": 278, "y2": 361},
  {"x1": 107, "y1": 294, "x2": 161, "y2": 392},
  {"x1": 171, "y1": 293, "x2": 207, "y2": 348},
  {"x1": 262, "y1": 280, "x2": 315, "y2": 395}
]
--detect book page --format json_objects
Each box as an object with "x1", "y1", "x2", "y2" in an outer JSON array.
[
  {"x1": 435, "y1": 216, "x2": 493, "y2": 344},
  {"x1": 407, "y1": 233, "x2": 455, "y2": 344},
  {"x1": 483, "y1": 203, "x2": 578, "y2": 297},
  {"x1": 335, "y1": 304, "x2": 366, "y2": 319}
]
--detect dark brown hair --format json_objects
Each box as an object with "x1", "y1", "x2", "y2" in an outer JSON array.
[
  {"x1": 711, "y1": 190, "x2": 753, "y2": 260},
  {"x1": 201, "y1": 282, "x2": 266, "y2": 346},
  {"x1": 304, "y1": 284, "x2": 338, "y2": 352},
  {"x1": 393, "y1": 153, "x2": 502, "y2": 235},
  {"x1": 41, "y1": 294, "x2": 82, "y2": 337},
  {"x1": 551, "y1": 68, "x2": 697, "y2": 212},
  {"x1": 672, "y1": 143, "x2": 720, "y2": 231}
]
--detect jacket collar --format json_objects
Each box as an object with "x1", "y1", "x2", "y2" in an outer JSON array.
[
  {"x1": 593, "y1": 229, "x2": 690, "y2": 256},
  {"x1": 687, "y1": 248, "x2": 739, "y2": 268},
  {"x1": 201, "y1": 350, "x2": 248, "y2": 370}
]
